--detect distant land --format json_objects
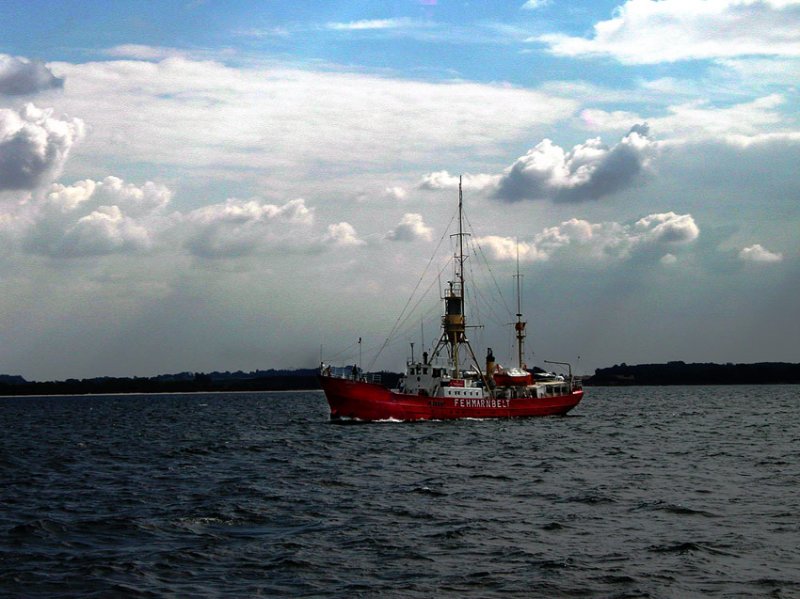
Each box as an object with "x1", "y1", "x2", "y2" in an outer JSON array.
[
  {"x1": 1, "y1": 362, "x2": 798, "y2": 396},
  {"x1": 583, "y1": 362, "x2": 800, "y2": 386},
  {"x1": 0, "y1": 369, "x2": 400, "y2": 396}
]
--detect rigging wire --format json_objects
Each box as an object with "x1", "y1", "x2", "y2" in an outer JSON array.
[
  {"x1": 466, "y1": 237, "x2": 512, "y2": 328},
  {"x1": 378, "y1": 257, "x2": 453, "y2": 359},
  {"x1": 462, "y1": 209, "x2": 515, "y2": 322},
  {"x1": 321, "y1": 338, "x2": 362, "y2": 365},
  {"x1": 366, "y1": 210, "x2": 457, "y2": 371}
]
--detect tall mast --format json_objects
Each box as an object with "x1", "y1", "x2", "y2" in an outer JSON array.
[
  {"x1": 427, "y1": 176, "x2": 490, "y2": 389},
  {"x1": 452, "y1": 176, "x2": 465, "y2": 377},
  {"x1": 432, "y1": 176, "x2": 467, "y2": 377},
  {"x1": 514, "y1": 242, "x2": 527, "y2": 369}
]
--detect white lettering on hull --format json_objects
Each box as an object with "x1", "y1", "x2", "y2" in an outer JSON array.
[{"x1": 452, "y1": 398, "x2": 511, "y2": 409}]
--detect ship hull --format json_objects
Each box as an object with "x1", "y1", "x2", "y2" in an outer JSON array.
[{"x1": 319, "y1": 375, "x2": 583, "y2": 422}]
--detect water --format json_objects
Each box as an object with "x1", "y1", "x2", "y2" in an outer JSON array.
[{"x1": 1, "y1": 386, "x2": 798, "y2": 598}]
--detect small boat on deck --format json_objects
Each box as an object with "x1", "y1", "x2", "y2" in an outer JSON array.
[{"x1": 319, "y1": 178, "x2": 583, "y2": 421}]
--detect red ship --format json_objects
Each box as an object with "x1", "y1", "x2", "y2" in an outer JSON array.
[{"x1": 319, "y1": 178, "x2": 584, "y2": 422}]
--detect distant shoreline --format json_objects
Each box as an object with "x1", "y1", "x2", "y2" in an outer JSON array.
[
  {"x1": 1, "y1": 362, "x2": 798, "y2": 396},
  {"x1": 583, "y1": 361, "x2": 800, "y2": 386},
  {"x1": 0, "y1": 371, "x2": 323, "y2": 397}
]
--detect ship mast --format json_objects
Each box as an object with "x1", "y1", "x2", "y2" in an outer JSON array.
[
  {"x1": 449, "y1": 177, "x2": 467, "y2": 377},
  {"x1": 514, "y1": 242, "x2": 527, "y2": 369},
  {"x1": 428, "y1": 176, "x2": 490, "y2": 386}
]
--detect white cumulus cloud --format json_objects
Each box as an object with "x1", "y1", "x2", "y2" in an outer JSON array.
[
  {"x1": 494, "y1": 125, "x2": 655, "y2": 202},
  {"x1": 0, "y1": 104, "x2": 84, "y2": 191},
  {"x1": 738, "y1": 243, "x2": 783, "y2": 263},
  {"x1": 59, "y1": 205, "x2": 153, "y2": 256},
  {"x1": 634, "y1": 212, "x2": 700, "y2": 244},
  {"x1": 324, "y1": 222, "x2": 365, "y2": 247},
  {"x1": 473, "y1": 235, "x2": 549, "y2": 262},
  {"x1": 387, "y1": 213, "x2": 433, "y2": 242},
  {"x1": 421, "y1": 126, "x2": 656, "y2": 202},
  {"x1": 476, "y1": 212, "x2": 699, "y2": 263},
  {"x1": 184, "y1": 197, "x2": 314, "y2": 258},
  {"x1": 16, "y1": 176, "x2": 172, "y2": 258}
]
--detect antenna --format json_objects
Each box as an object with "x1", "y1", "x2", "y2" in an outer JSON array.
[{"x1": 458, "y1": 176, "x2": 465, "y2": 299}]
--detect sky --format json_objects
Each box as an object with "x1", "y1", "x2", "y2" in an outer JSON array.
[{"x1": 1, "y1": 0, "x2": 798, "y2": 380}]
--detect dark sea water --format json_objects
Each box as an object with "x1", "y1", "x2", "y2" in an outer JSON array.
[{"x1": 1, "y1": 386, "x2": 798, "y2": 598}]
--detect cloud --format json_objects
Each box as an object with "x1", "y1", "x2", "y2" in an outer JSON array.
[
  {"x1": 653, "y1": 95, "x2": 787, "y2": 140},
  {"x1": 43, "y1": 176, "x2": 172, "y2": 216},
  {"x1": 493, "y1": 125, "x2": 656, "y2": 202},
  {"x1": 104, "y1": 45, "x2": 187, "y2": 60},
  {"x1": 472, "y1": 235, "x2": 549, "y2": 262},
  {"x1": 579, "y1": 108, "x2": 642, "y2": 132},
  {"x1": 476, "y1": 212, "x2": 699, "y2": 263},
  {"x1": 718, "y1": 57, "x2": 800, "y2": 88},
  {"x1": 633, "y1": 212, "x2": 700, "y2": 244},
  {"x1": 49, "y1": 56, "x2": 577, "y2": 177},
  {"x1": 577, "y1": 95, "x2": 789, "y2": 141},
  {"x1": 58, "y1": 205, "x2": 153, "y2": 256},
  {"x1": 0, "y1": 104, "x2": 84, "y2": 191},
  {"x1": 234, "y1": 27, "x2": 291, "y2": 39},
  {"x1": 521, "y1": 0, "x2": 549, "y2": 9},
  {"x1": 16, "y1": 176, "x2": 172, "y2": 258},
  {"x1": 3, "y1": 175, "x2": 365, "y2": 260},
  {"x1": 419, "y1": 127, "x2": 657, "y2": 203},
  {"x1": 326, "y1": 18, "x2": 415, "y2": 31},
  {"x1": 387, "y1": 213, "x2": 433, "y2": 242},
  {"x1": 382, "y1": 186, "x2": 407, "y2": 201},
  {"x1": 323, "y1": 222, "x2": 365, "y2": 247},
  {"x1": 0, "y1": 54, "x2": 64, "y2": 95},
  {"x1": 739, "y1": 243, "x2": 783, "y2": 263},
  {"x1": 184, "y1": 197, "x2": 314, "y2": 258},
  {"x1": 534, "y1": 0, "x2": 800, "y2": 64},
  {"x1": 419, "y1": 171, "x2": 500, "y2": 191}
]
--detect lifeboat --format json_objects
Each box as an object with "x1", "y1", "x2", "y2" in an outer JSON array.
[{"x1": 493, "y1": 367, "x2": 532, "y2": 387}]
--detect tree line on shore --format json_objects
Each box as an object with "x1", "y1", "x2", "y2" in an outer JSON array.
[
  {"x1": 584, "y1": 361, "x2": 800, "y2": 386},
  {"x1": 0, "y1": 369, "x2": 405, "y2": 396},
  {"x1": 0, "y1": 369, "x2": 321, "y2": 396}
]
